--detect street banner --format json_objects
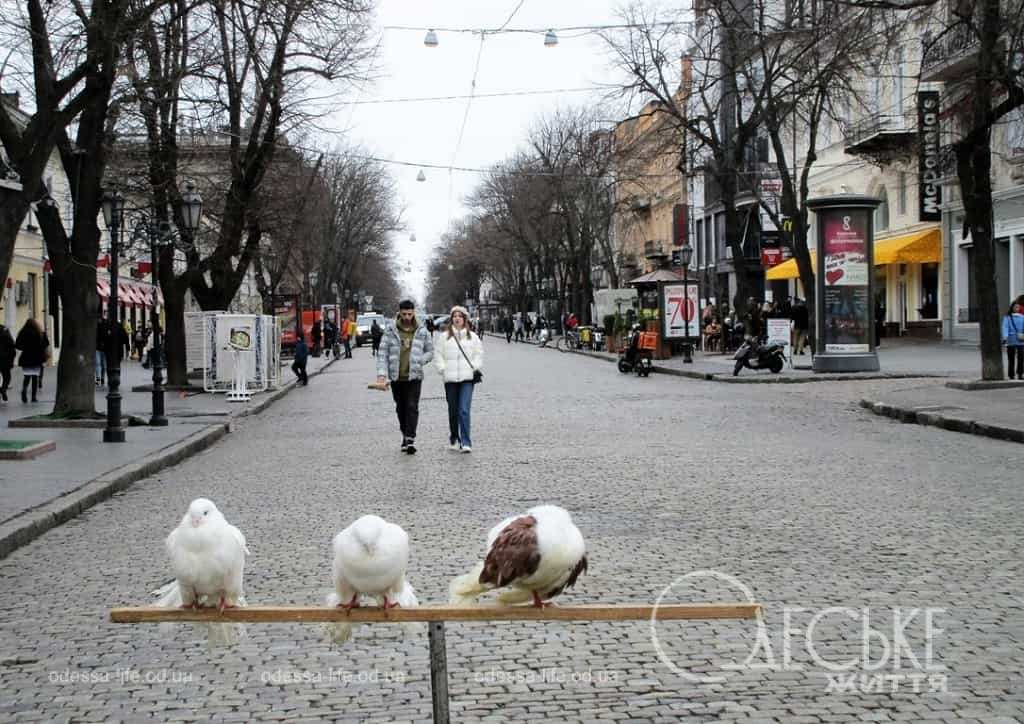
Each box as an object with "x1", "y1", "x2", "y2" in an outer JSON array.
[{"x1": 662, "y1": 282, "x2": 699, "y2": 340}]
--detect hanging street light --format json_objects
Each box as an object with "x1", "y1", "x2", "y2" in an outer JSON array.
[
  {"x1": 416, "y1": 169, "x2": 426, "y2": 182},
  {"x1": 424, "y1": 29, "x2": 439, "y2": 47},
  {"x1": 544, "y1": 29, "x2": 559, "y2": 47}
]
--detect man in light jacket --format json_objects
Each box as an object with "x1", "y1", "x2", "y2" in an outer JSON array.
[{"x1": 376, "y1": 300, "x2": 434, "y2": 454}]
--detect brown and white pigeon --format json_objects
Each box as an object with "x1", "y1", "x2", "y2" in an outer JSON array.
[{"x1": 449, "y1": 505, "x2": 587, "y2": 607}]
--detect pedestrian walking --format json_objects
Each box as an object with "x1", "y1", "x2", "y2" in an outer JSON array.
[
  {"x1": 344, "y1": 317, "x2": 356, "y2": 358},
  {"x1": 0, "y1": 322, "x2": 15, "y2": 402},
  {"x1": 323, "y1": 318, "x2": 338, "y2": 359},
  {"x1": 311, "y1": 319, "x2": 322, "y2": 357},
  {"x1": 370, "y1": 319, "x2": 383, "y2": 356},
  {"x1": 376, "y1": 300, "x2": 434, "y2": 454},
  {"x1": 96, "y1": 317, "x2": 110, "y2": 386},
  {"x1": 292, "y1": 334, "x2": 309, "y2": 385},
  {"x1": 504, "y1": 316, "x2": 513, "y2": 344},
  {"x1": 523, "y1": 315, "x2": 533, "y2": 339},
  {"x1": 1002, "y1": 300, "x2": 1024, "y2": 380},
  {"x1": 514, "y1": 315, "x2": 524, "y2": 342},
  {"x1": 791, "y1": 298, "x2": 809, "y2": 355},
  {"x1": 15, "y1": 318, "x2": 47, "y2": 403},
  {"x1": 435, "y1": 305, "x2": 483, "y2": 453}
]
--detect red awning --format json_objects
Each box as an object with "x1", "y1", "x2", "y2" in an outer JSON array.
[
  {"x1": 97, "y1": 279, "x2": 110, "y2": 300},
  {"x1": 136, "y1": 283, "x2": 159, "y2": 307}
]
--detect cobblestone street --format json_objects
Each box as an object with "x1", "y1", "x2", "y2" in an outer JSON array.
[{"x1": 0, "y1": 342, "x2": 1021, "y2": 723}]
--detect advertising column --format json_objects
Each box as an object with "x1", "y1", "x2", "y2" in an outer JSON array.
[{"x1": 809, "y1": 194, "x2": 881, "y2": 372}]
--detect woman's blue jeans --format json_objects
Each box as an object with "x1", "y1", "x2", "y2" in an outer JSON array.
[{"x1": 444, "y1": 381, "x2": 474, "y2": 447}]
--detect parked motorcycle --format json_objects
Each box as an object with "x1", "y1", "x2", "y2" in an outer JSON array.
[
  {"x1": 732, "y1": 323, "x2": 785, "y2": 376},
  {"x1": 617, "y1": 324, "x2": 653, "y2": 376}
]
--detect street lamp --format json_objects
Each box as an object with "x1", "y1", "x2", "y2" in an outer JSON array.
[
  {"x1": 100, "y1": 188, "x2": 126, "y2": 442},
  {"x1": 679, "y1": 243, "x2": 694, "y2": 364},
  {"x1": 145, "y1": 183, "x2": 203, "y2": 426}
]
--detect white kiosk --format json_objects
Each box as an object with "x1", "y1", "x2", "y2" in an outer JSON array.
[{"x1": 203, "y1": 314, "x2": 279, "y2": 395}]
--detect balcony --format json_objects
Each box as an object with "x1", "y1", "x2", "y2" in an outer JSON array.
[
  {"x1": 843, "y1": 111, "x2": 916, "y2": 159},
  {"x1": 921, "y1": 25, "x2": 980, "y2": 83}
]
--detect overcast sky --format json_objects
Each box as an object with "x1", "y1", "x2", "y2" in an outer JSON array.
[{"x1": 326, "y1": 0, "x2": 632, "y2": 305}]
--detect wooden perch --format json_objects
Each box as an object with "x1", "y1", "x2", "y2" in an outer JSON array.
[{"x1": 110, "y1": 602, "x2": 760, "y2": 624}]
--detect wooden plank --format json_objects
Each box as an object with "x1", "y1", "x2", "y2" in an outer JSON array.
[{"x1": 109, "y1": 602, "x2": 760, "y2": 624}]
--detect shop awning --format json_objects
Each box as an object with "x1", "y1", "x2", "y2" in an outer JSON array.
[
  {"x1": 765, "y1": 228, "x2": 941, "y2": 280},
  {"x1": 765, "y1": 254, "x2": 815, "y2": 281},
  {"x1": 874, "y1": 228, "x2": 941, "y2": 264},
  {"x1": 97, "y1": 279, "x2": 110, "y2": 299}
]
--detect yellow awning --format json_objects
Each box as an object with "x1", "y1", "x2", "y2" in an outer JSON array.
[
  {"x1": 764, "y1": 228, "x2": 941, "y2": 280},
  {"x1": 765, "y1": 254, "x2": 814, "y2": 280},
  {"x1": 874, "y1": 228, "x2": 941, "y2": 264}
]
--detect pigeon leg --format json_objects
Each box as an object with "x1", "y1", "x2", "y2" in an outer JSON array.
[
  {"x1": 381, "y1": 595, "x2": 400, "y2": 609},
  {"x1": 337, "y1": 593, "x2": 360, "y2": 611},
  {"x1": 531, "y1": 591, "x2": 550, "y2": 609},
  {"x1": 218, "y1": 596, "x2": 238, "y2": 613}
]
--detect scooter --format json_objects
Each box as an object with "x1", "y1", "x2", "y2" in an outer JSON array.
[
  {"x1": 732, "y1": 327, "x2": 785, "y2": 376},
  {"x1": 617, "y1": 324, "x2": 653, "y2": 376}
]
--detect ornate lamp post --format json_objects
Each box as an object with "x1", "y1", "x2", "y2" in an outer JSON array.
[
  {"x1": 679, "y1": 243, "x2": 694, "y2": 364},
  {"x1": 100, "y1": 189, "x2": 126, "y2": 442},
  {"x1": 146, "y1": 182, "x2": 203, "y2": 426}
]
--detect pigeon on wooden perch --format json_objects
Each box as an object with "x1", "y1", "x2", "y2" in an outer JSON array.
[
  {"x1": 449, "y1": 505, "x2": 588, "y2": 608},
  {"x1": 325, "y1": 515, "x2": 420, "y2": 644},
  {"x1": 154, "y1": 498, "x2": 250, "y2": 647}
]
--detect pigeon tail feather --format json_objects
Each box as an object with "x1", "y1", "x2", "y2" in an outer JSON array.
[
  {"x1": 448, "y1": 562, "x2": 487, "y2": 606},
  {"x1": 323, "y1": 592, "x2": 355, "y2": 646}
]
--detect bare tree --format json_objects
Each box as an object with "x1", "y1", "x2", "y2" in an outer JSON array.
[
  {"x1": 839, "y1": 0, "x2": 1024, "y2": 378},
  {"x1": 0, "y1": 0, "x2": 169, "y2": 416},
  {"x1": 115, "y1": 0, "x2": 376, "y2": 384}
]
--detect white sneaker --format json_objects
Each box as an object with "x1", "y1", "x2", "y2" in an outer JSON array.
[
  {"x1": 449, "y1": 442, "x2": 460, "y2": 452},
  {"x1": 460, "y1": 446, "x2": 472, "y2": 454}
]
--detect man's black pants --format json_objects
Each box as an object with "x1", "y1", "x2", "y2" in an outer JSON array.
[
  {"x1": 291, "y1": 360, "x2": 308, "y2": 385},
  {"x1": 390, "y1": 379, "x2": 422, "y2": 441}
]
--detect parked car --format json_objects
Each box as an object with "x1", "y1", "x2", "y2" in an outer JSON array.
[{"x1": 355, "y1": 313, "x2": 384, "y2": 346}]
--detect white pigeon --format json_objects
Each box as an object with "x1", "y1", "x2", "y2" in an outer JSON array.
[
  {"x1": 325, "y1": 514, "x2": 419, "y2": 645},
  {"x1": 449, "y1": 504, "x2": 588, "y2": 608},
  {"x1": 154, "y1": 497, "x2": 250, "y2": 647}
]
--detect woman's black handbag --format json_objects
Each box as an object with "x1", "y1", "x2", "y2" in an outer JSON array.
[{"x1": 453, "y1": 333, "x2": 483, "y2": 384}]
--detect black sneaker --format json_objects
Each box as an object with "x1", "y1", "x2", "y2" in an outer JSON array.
[
  {"x1": 401, "y1": 437, "x2": 409, "y2": 452},
  {"x1": 405, "y1": 439, "x2": 417, "y2": 454}
]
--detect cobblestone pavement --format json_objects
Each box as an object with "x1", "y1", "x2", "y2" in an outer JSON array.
[{"x1": 0, "y1": 342, "x2": 1022, "y2": 723}]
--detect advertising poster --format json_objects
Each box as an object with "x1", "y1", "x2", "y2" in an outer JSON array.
[
  {"x1": 821, "y1": 209, "x2": 871, "y2": 353},
  {"x1": 275, "y1": 299, "x2": 298, "y2": 346},
  {"x1": 766, "y1": 317, "x2": 791, "y2": 362},
  {"x1": 822, "y1": 212, "x2": 869, "y2": 287},
  {"x1": 662, "y1": 282, "x2": 699, "y2": 340}
]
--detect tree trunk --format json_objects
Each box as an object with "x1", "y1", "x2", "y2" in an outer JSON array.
[
  {"x1": 0, "y1": 196, "x2": 31, "y2": 286},
  {"x1": 163, "y1": 280, "x2": 190, "y2": 386},
  {"x1": 960, "y1": 0, "x2": 1005, "y2": 381},
  {"x1": 52, "y1": 257, "x2": 99, "y2": 417}
]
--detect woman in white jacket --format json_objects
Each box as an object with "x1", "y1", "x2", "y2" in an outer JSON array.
[{"x1": 435, "y1": 305, "x2": 483, "y2": 452}]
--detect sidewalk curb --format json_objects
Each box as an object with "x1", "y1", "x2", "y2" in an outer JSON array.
[
  {"x1": 556, "y1": 344, "x2": 944, "y2": 384},
  {"x1": 0, "y1": 357, "x2": 337, "y2": 561},
  {"x1": 858, "y1": 399, "x2": 1024, "y2": 444},
  {"x1": 0, "y1": 423, "x2": 230, "y2": 561}
]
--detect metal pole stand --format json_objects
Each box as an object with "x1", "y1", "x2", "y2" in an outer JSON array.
[
  {"x1": 225, "y1": 348, "x2": 252, "y2": 402},
  {"x1": 428, "y1": 621, "x2": 451, "y2": 724}
]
